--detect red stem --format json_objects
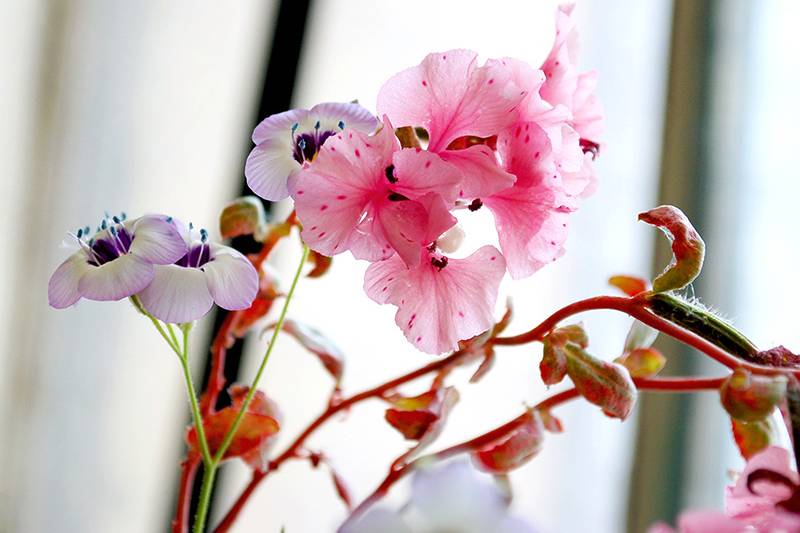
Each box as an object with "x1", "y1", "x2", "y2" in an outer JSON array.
[
  {"x1": 213, "y1": 295, "x2": 775, "y2": 531},
  {"x1": 172, "y1": 456, "x2": 201, "y2": 533},
  {"x1": 341, "y1": 375, "x2": 727, "y2": 528}
]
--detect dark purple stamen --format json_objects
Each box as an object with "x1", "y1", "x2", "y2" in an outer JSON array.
[
  {"x1": 387, "y1": 192, "x2": 409, "y2": 202},
  {"x1": 579, "y1": 138, "x2": 600, "y2": 160},
  {"x1": 292, "y1": 129, "x2": 337, "y2": 164},
  {"x1": 431, "y1": 256, "x2": 449, "y2": 271},
  {"x1": 87, "y1": 226, "x2": 133, "y2": 266},
  {"x1": 175, "y1": 244, "x2": 211, "y2": 268},
  {"x1": 468, "y1": 198, "x2": 483, "y2": 211},
  {"x1": 385, "y1": 164, "x2": 398, "y2": 183}
]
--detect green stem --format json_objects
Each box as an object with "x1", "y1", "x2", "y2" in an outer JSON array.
[
  {"x1": 179, "y1": 325, "x2": 213, "y2": 466},
  {"x1": 193, "y1": 244, "x2": 309, "y2": 532}
]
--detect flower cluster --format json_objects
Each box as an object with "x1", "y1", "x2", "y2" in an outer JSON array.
[
  {"x1": 245, "y1": 4, "x2": 602, "y2": 354},
  {"x1": 48, "y1": 213, "x2": 258, "y2": 323}
]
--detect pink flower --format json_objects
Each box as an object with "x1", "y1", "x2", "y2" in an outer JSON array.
[
  {"x1": 245, "y1": 102, "x2": 378, "y2": 201},
  {"x1": 377, "y1": 49, "x2": 520, "y2": 199},
  {"x1": 48, "y1": 214, "x2": 187, "y2": 308},
  {"x1": 137, "y1": 222, "x2": 258, "y2": 324},
  {"x1": 540, "y1": 4, "x2": 604, "y2": 142},
  {"x1": 289, "y1": 119, "x2": 460, "y2": 267},
  {"x1": 364, "y1": 245, "x2": 506, "y2": 354},
  {"x1": 650, "y1": 447, "x2": 800, "y2": 533}
]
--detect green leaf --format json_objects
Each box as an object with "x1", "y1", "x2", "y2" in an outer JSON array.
[{"x1": 731, "y1": 417, "x2": 779, "y2": 459}]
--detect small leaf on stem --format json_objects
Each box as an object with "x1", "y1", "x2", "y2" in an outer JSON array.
[
  {"x1": 307, "y1": 250, "x2": 333, "y2": 278},
  {"x1": 384, "y1": 385, "x2": 459, "y2": 461},
  {"x1": 638, "y1": 205, "x2": 705, "y2": 293},
  {"x1": 615, "y1": 347, "x2": 666, "y2": 378},
  {"x1": 720, "y1": 368, "x2": 787, "y2": 422},
  {"x1": 622, "y1": 320, "x2": 659, "y2": 353},
  {"x1": 731, "y1": 417, "x2": 779, "y2": 459},
  {"x1": 609, "y1": 275, "x2": 649, "y2": 297},
  {"x1": 219, "y1": 196, "x2": 269, "y2": 241},
  {"x1": 541, "y1": 324, "x2": 588, "y2": 386},
  {"x1": 563, "y1": 343, "x2": 637, "y2": 420},
  {"x1": 274, "y1": 319, "x2": 345, "y2": 384},
  {"x1": 472, "y1": 411, "x2": 545, "y2": 474}
]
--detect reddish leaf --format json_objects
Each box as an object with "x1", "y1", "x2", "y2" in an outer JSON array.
[
  {"x1": 186, "y1": 385, "x2": 280, "y2": 469},
  {"x1": 278, "y1": 320, "x2": 344, "y2": 383},
  {"x1": 469, "y1": 347, "x2": 496, "y2": 384},
  {"x1": 329, "y1": 467, "x2": 353, "y2": 510},
  {"x1": 615, "y1": 347, "x2": 666, "y2": 378},
  {"x1": 492, "y1": 299, "x2": 514, "y2": 336},
  {"x1": 472, "y1": 411, "x2": 545, "y2": 474},
  {"x1": 721, "y1": 368, "x2": 787, "y2": 422},
  {"x1": 307, "y1": 250, "x2": 333, "y2": 278},
  {"x1": 384, "y1": 386, "x2": 459, "y2": 454},
  {"x1": 564, "y1": 343, "x2": 637, "y2": 420},
  {"x1": 732, "y1": 417, "x2": 779, "y2": 460},
  {"x1": 638, "y1": 205, "x2": 705, "y2": 293},
  {"x1": 219, "y1": 196, "x2": 268, "y2": 241},
  {"x1": 540, "y1": 324, "x2": 588, "y2": 386},
  {"x1": 608, "y1": 275, "x2": 649, "y2": 297},
  {"x1": 538, "y1": 408, "x2": 564, "y2": 433}
]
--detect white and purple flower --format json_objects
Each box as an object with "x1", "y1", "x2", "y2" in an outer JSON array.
[
  {"x1": 48, "y1": 214, "x2": 188, "y2": 308},
  {"x1": 137, "y1": 222, "x2": 259, "y2": 324},
  {"x1": 245, "y1": 102, "x2": 378, "y2": 201},
  {"x1": 343, "y1": 460, "x2": 536, "y2": 533}
]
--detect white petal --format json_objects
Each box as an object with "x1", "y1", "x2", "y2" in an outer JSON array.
[
  {"x1": 340, "y1": 507, "x2": 411, "y2": 533},
  {"x1": 137, "y1": 264, "x2": 214, "y2": 323},
  {"x1": 128, "y1": 215, "x2": 188, "y2": 265},
  {"x1": 252, "y1": 108, "x2": 308, "y2": 144},
  {"x1": 310, "y1": 102, "x2": 378, "y2": 134},
  {"x1": 202, "y1": 245, "x2": 258, "y2": 311},
  {"x1": 245, "y1": 137, "x2": 300, "y2": 201},
  {"x1": 48, "y1": 252, "x2": 91, "y2": 308},
  {"x1": 77, "y1": 254, "x2": 154, "y2": 302}
]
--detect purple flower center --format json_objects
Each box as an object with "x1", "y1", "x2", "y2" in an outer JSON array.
[
  {"x1": 175, "y1": 243, "x2": 212, "y2": 268},
  {"x1": 87, "y1": 226, "x2": 133, "y2": 266},
  {"x1": 293, "y1": 129, "x2": 337, "y2": 164}
]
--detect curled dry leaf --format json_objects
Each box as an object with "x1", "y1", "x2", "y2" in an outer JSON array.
[
  {"x1": 307, "y1": 250, "x2": 333, "y2": 278},
  {"x1": 273, "y1": 319, "x2": 345, "y2": 384},
  {"x1": 721, "y1": 368, "x2": 787, "y2": 422},
  {"x1": 384, "y1": 386, "x2": 459, "y2": 462},
  {"x1": 187, "y1": 385, "x2": 281, "y2": 470},
  {"x1": 638, "y1": 205, "x2": 705, "y2": 293},
  {"x1": 219, "y1": 196, "x2": 269, "y2": 241},
  {"x1": 472, "y1": 411, "x2": 545, "y2": 474}
]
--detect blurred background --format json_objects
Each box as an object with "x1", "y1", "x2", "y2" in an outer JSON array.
[{"x1": 1, "y1": 0, "x2": 798, "y2": 531}]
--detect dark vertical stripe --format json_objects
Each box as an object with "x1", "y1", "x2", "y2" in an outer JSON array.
[{"x1": 167, "y1": 1, "x2": 314, "y2": 530}]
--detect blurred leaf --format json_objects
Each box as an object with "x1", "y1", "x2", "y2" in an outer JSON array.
[
  {"x1": 638, "y1": 205, "x2": 705, "y2": 292},
  {"x1": 219, "y1": 196, "x2": 268, "y2": 241},
  {"x1": 538, "y1": 408, "x2": 564, "y2": 433},
  {"x1": 307, "y1": 251, "x2": 333, "y2": 278},
  {"x1": 472, "y1": 411, "x2": 545, "y2": 474},
  {"x1": 277, "y1": 320, "x2": 344, "y2": 384},
  {"x1": 469, "y1": 347, "x2": 496, "y2": 384},
  {"x1": 731, "y1": 417, "x2": 779, "y2": 460},
  {"x1": 615, "y1": 347, "x2": 666, "y2": 378},
  {"x1": 187, "y1": 385, "x2": 280, "y2": 469},
  {"x1": 609, "y1": 275, "x2": 649, "y2": 297},
  {"x1": 623, "y1": 320, "x2": 659, "y2": 353},
  {"x1": 540, "y1": 324, "x2": 588, "y2": 386},
  {"x1": 384, "y1": 386, "x2": 459, "y2": 459},
  {"x1": 232, "y1": 267, "x2": 281, "y2": 338},
  {"x1": 564, "y1": 343, "x2": 637, "y2": 420},
  {"x1": 721, "y1": 368, "x2": 787, "y2": 422}
]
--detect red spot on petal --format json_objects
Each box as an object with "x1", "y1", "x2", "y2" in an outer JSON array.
[
  {"x1": 330, "y1": 146, "x2": 336, "y2": 152},
  {"x1": 534, "y1": 152, "x2": 540, "y2": 158},
  {"x1": 524, "y1": 134, "x2": 530, "y2": 143},
  {"x1": 310, "y1": 225, "x2": 318, "y2": 230},
  {"x1": 422, "y1": 80, "x2": 428, "y2": 87},
  {"x1": 320, "y1": 204, "x2": 329, "y2": 211},
  {"x1": 425, "y1": 161, "x2": 431, "y2": 168},
  {"x1": 488, "y1": 78, "x2": 494, "y2": 85},
  {"x1": 550, "y1": 241, "x2": 556, "y2": 245},
  {"x1": 458, "y1": 311, "x2": 465, "y2": 317},
  {"x1": 336, "y1": 195, "x2": 347, "y2": 200},
  {"x1": 490, "y1": 256, "x2": 496, "y2": 261},
  {"x1": 415, "y1": 147, "x2": 421, "y2": 153},
  {"x1": 365, "y1": 142, "x2": 372, "y2": 148},
  {"x1": 318, "y1": 231, "x2": 326, "y2": 238},
  {"x1": 382, "y1": 286, "x2": 387, "y2": 292},
  {"x1": 296, "y1": 190, "x2": 304, "y2": 195},
  {"x1": 354, "y1": 149, "x2": 361, "y2": 158},
  {"x1": 416, "y1": 336, "x2": 422, "y2": 342},
  {"x1": 442, "y1": 55, "x2": 447, "y2": 60}
]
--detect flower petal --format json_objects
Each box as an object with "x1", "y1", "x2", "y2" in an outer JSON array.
[
  {"x1": 48, "y1": 252, "x2": 91, "y2": 308},
  {"x1": 252, "y1": 108, "x2": 309, "y2": 144},
  {"x1": 341, "y1": 508, "x2": 412, "y2": 533},
  {"x1": 245, "y1": 136, "x2": 301, "y2": 201},
  {"x1": 128, "y1": 215, "x2": 188, "y2": 265},
  {"x1": 202, "y1": 245, "x2": 259, "y2": 311},
  {"x1": 137, "y1": 264, "x2": 214, "y2": 323},
  {"x1": 365, "y1": 246, "x2": 506, "y2": 354},
  {"x1": 310, "y1": 102, "x2": 378, "y2": 135},
  {"x1": 78, "y1": 254, "x2": 154, "y2": 302},
  {"x1": 438, "y1": 145, "x2": 516, "y2": 199},
  {"x1": 391, "y1": 147, "x2": 462, "y2": 201},
  {"x1": 377, "y1": 50, "x2": 522, "y2": 151}
]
